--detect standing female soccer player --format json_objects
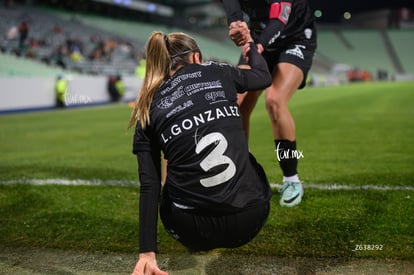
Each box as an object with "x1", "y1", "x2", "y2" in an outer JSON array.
[
  {"x1": 222, "y1": 0, "x2": 317, "y2": 207},
  {"x1": 128, "y1": 31, "x2": 272, "y2": 275}
]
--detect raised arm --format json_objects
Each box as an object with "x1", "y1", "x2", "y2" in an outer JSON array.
[
  {"x1": 237, "y1": 42, "x2": 272, "y2": 91},
  {"x1": 222, "y1": 0, "x2": 251, "y2": 46},
  {"x1": 222, "y1": 0, "x2": 244, "y2": 25},
  {"x1": 256, "y1": 0, "x2": 292, "y2": 49}
]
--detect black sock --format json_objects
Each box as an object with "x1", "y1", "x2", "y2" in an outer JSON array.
[{"x1": 275, "y1": 139, "x2": 298, "y2": 177}]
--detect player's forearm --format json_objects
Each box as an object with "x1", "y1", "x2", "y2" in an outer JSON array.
[
  {"x1": 222, "y1": 0, "x2": 244, "y2": 25},
  {"x1": 137, "y1": 151, "x2": 162, "y2": 253},
  {"x1": 243, "y1": 42, "x2": 272, "y2": 90}
]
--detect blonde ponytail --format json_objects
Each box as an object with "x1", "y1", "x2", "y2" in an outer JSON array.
[
  {"x1": 128, "y1": 32, "x2": 170, "y2": 129},
  {"x1": 128, "y1": 31, "x2": 201, "y2": 129}
]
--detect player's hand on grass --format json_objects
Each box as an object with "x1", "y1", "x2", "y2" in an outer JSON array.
[
  {"x1": 229, "y1": 20, "x2": 251, "y2": 46},
  {"x1": 132, "y1": 252, "x2": 168, "y2": 275}
]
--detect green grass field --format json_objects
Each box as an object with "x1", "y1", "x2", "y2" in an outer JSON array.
[{"x1": 0, "y1": 81, "x2": 413, "y2": 260}]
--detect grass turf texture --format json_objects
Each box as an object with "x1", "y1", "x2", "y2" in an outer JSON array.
[{"x1": 0, "y1": 81, "x2": 413, "y2": 259}]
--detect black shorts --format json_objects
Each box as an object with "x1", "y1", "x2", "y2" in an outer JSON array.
[
  {"x1": 160, "y1": 194, "x2": 270, "y2": 252},
  {"x1": 239, "y1": 41, "x2": 316, "y2": 89}
]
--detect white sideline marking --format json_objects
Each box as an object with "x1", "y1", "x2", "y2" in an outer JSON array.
[
  {"x1": 0, "y1": 179, "x2": 138, "y2": 187},
  {"x1": 0, "y1": 179, "x2": 414, "y2": 191},
  {"x1": 270, "y1": 183, "x2": 414, "y2": 191}
]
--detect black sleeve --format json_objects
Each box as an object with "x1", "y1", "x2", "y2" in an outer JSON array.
[
  {"x1": 221, "y1": 0, "x2": 244, "y2": 25},
  {"x1": 133, "y1": 125, "x2": 162, "y2": 253},
  {"x1": 257, "y1": 0, "x2": 294, "y2": 47},
  {"x1": 257, "y1": 19, "x2": 286, "y2": 48},
  {"x1": 137, "y1": 150, "x2": 161, "y2": 253},
  {"x1": 239, "y1": 42, "x2": 272, "y2": 91}
]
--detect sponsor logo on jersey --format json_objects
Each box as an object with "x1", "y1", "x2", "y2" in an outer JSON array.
[
  {"x1": 161, "y1": 71, "x2": 202, "y2": 95},
  {"x1": 205, "y1": 90, "x2": 227, "y2": 104},
  {"x1": 157, "y1": 88, "x2": 185, "y2": 109},
  {"x1": 185, "y1": 80, "x2": 223, "y2": 96},
  {"x1": 304, "y1": 28, "x2": 312, "y2": 39},
  {"x1": 158, "y1": 80, "x2": 224, "y2": 109},
  {"x1": 268, "y1": 31, "x2": 281, "y2": 46},
  {"x1": 166, "y1": 100, "x2": 194, "y2": 118}
]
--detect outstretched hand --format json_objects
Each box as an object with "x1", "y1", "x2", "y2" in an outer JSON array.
[
  {"x1": 229, "y1": 21, "x2": 252, "y2": 46},
  {"x1": 132, "y1": 252, "x2": 168, "y2": 275}
]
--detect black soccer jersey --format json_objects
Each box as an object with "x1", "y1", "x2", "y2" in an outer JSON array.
[
  {"x1": 222, "y1": 0, "x2": 317, "y2": 50},
  {"x1": 134, "y1": 43, "x2": 271, "y2": 210},
  {"x1": 133, "y1": 43, "x2": 272, "y2": 252}
]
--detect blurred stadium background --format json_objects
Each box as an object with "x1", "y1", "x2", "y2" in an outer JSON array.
[
  {"x1": 0, "y1": 0, "x2": 413, "y2": 112},
  {"x1": 1, "y1": 2, "x2": 414, "y2": 271}
]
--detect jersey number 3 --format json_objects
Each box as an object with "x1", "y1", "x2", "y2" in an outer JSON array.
[{"x1": 195, "y1": 132, "x2": 236, "y2": 187}]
